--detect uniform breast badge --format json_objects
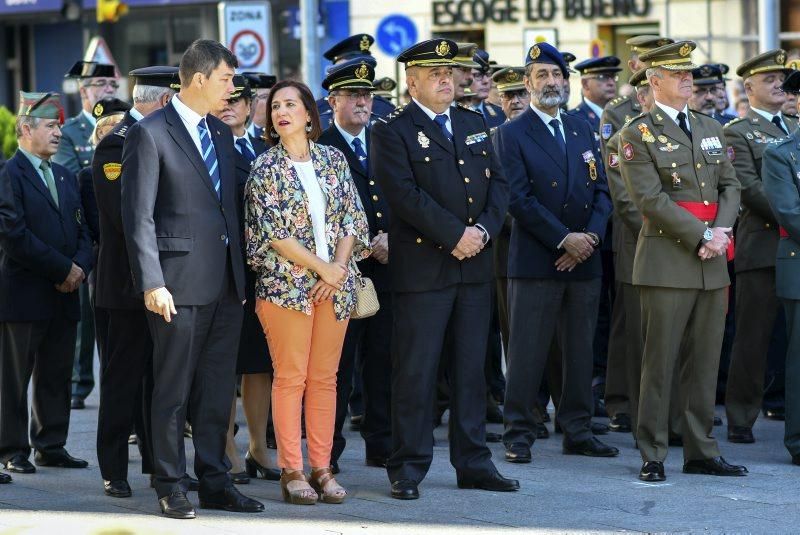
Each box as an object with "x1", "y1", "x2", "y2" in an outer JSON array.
[
  {"x1": 657, "y1": 135, "x2": 668, "y2": 143},
  {"x1": 671, "y1": 172, "x2": 682, "y2": 189},
  {"x1": 659, "y1": 142, "x2": 679, "y2": 152},
  {"x1": 638, "y1": 123, "x2": 655, "y2": 143},
  {"x1": 417, "y1": 131, "x2": 430, "y2": 148},
  {"x1": 583, "y1": 150, "x2": 598, "y2": 180}
]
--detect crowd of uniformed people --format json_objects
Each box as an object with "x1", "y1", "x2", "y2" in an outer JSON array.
[{"x1": 1, "y1": 29, "x2": 800, "y2": 518}]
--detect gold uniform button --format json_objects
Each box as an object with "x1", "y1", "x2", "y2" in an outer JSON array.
[
  {"x1": 766, "y1": 223, "x2": 771, "y2": 228},
  {"x1": 416, "y1": 238, "x2": 422, "y2": 244},
  {"x1": 376, "y1": 212, "x2": 383, "y2": 218},
  {"x1": 584, "y1": 204, "x2": 588, "y2": 209},
  {"x1": 468, "y1": 197, "x2": 474, "y2": 203},
  {"x1": 696, "y1": 163, "x2": 702, "y2": 169},
  {"x1": 424, "y1": 157, "x2": 430, "y2": 162},
  {"x1": 658, "y1": 229, "x2": 663, "y2": 235},
  {"x1": 672, "y1": 163, "x2": 677, "y2": 168},
  {"x1": 468, "y1": 217, "x2": 474, "y2": 223},
  {"x1": 482, "y1": 150, "x2": 487, "y2": 156},
  {"x1": 458, "y1": 159, "x2": 465, "y2": 165},
  {"x1": 701, "y1": 182, "x2": 705, "y2": 187},
  {"x1": 792, "y1": 252, "x2": 797, "y2": 257},
  {"x1": 716, "y1": 159, "x2": 720, "y2": 164},
  {"x1": 464, "y1": 177, "x2": 470, "y2": 183},
  {"x1": 703, "y1": 200, "x2": 709, "y2": 206},
  {"x1": 372, "y1": 195, "x2": 378, "y2": 201},
  {"x1": 369, "y1": 180, "x2": 375, "y2": 185},
  {"x1": 552, "y1": 181, "x2": 557, "y2": 187},
  {"x1": 704, "y1": 221, "x2": 709, "y2": 225},
  {"x1": 677, "y1": 239, "x2": 681, "y2": 243}
]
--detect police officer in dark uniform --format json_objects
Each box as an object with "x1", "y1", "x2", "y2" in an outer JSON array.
[
  {"x1": 467, "y1": 49, "x2": 506, "y2": 128},
  {"x1": 242, "y1": 72, "x2": 277, "y2": 142},
  {"x1": 0, "y1": 92, "x2": 93, "y2": 475},
  {"x1": 318, "y1": 34, "x2": 395, "y2": 127},
  {"x1": 55, "y1": 60, "x2": 120, "y2": 410},
  {"x1": 373, "y1": 76, "x2": 397, "y2": 101},
  {"x1": 570, "y1": 56, "x2": 622, "y2": 136},
  {"x1": 689, "y1": 64, "x2": 731, "y2": 124},
  {"x1": 713, "y1": 64, "x2": 739, "y2": 125},
  {"x1": 318, "y1": 58, "x2": 394, "y2": 472},
  {"x1": 371, "y1": 38, "x2": 517, "y2": 500},
  {"x1": 92, "y1": 66, "x2": 178, "y2": 498}
]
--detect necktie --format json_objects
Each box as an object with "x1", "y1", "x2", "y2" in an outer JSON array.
[
  {"x1": 351, "y1": 138, "x2": 368, "y2": 171},
  {"x1": 236, "y1": 137, "x2": 256, "y2": 162},
  {"x1": 677, "y1": 111, "x2": 692, "y2": 141},
  {"x1": 549, "y1": 119, "x2": 566, "y2": 156},
  {"x1": 434, "y1": 114, "x2": 453, "y2": 144},
  {"x1": 39, "y1": 160, "x2": 58, "y2": 207},
  {"x1": 197, "y1": 118, "x2": 221, "y2": 198},
  {"x1": 772, "y1": 115, "x2": 789, "y2": 136}
]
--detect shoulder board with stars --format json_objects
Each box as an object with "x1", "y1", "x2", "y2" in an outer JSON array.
[
  {"x1": 607, "y1": 95, "x2": 631, "y2": 109},
  {"x1": 382, "y1": 104, "x2": 407, "y2": 123},
  {"x1": 689, "y1": 110, "x2": 714, "y2": 120},
  {"x1": 114, "y1": 125, "x2": 129, "y2": 139},
  {"x1": 456, "y1": 102, "x2": 482, "y2": 115},
  {"x1": 723, "y1": 117, "x2": 745, "y2": 129},
  {"x1": 624, "y1": 112, "x2": 647, "y2": 126}
]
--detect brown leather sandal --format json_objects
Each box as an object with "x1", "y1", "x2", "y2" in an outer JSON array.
[
  {"x1": 309, "y1": 467, "x2": 347, "y2": 504},
  {"x1": 280, "y1": 469, "x2": 317, "y2": 505}
]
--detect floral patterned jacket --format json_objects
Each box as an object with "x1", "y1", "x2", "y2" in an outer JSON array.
[{"x1": 245, "y1": 140, "x2": 371, "y2": 320}]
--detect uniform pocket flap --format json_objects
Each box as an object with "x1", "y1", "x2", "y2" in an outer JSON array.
[{"x1": 654, "y1": 151, "x2": 691, "y2": 168}]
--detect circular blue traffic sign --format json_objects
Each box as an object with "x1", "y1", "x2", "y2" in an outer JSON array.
[{"x1": 376, "y1": 14, "x2": 418, "y2": 57}]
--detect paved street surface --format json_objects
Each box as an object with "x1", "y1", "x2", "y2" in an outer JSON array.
[{"x1": 1, "y1": 382, "x2": 799, "y2": 534}]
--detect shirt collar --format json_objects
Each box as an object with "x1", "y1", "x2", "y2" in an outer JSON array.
[
  {"x1": 18, "y1": 146, "x2": 44, "y2": 172},
  {"x1": 129, "y1": 107, "x2": 145, "y2": 122},
  {"x1": 750, "y1": 106, "x2": 783, "y2": 124},
  {"x1": 654, "y1": 100, "x2": 690, "y2": 125},
  {"x1": 172, "y1": 94, "x2": 205, "y2": 128},
  {"x1": 333, "y1": 121, "x2": 366, "y2": 149},
  {"x1": 582, "y1": 98, "x2": 604, "y2": 118},
  {"x1": 530, "y1": 103, "x2": 562, "y2": 126},
  {"x1": 82, "y1": 109, "x2": 96, "y2": 127},
  {"x1": 413, "y1": 98, "x2": 451, "y2": 123}
]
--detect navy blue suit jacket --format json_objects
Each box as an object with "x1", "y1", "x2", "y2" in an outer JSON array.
[
  {"x1": 493, "y1": 107, "x2": 612, "y2": 280},
  {"x1": 0, "y1": 151, "x2": 93, "y2": 321}
]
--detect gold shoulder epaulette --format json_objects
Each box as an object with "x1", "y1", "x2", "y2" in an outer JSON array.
[
  {"x1": 607, "y1": 95, "x2": 631, "y2": 109},
  {"x1": 456, "y1": 102, "x2": 482, "y2": 115},
  {"x1": 383, "y1": 104, "x2": 407, "y2": 122},
  {"x1": 723, "y1": 117, "x2": 745, "y2": 128}
]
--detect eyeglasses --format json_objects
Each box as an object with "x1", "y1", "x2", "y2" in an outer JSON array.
[
  {"x1": 501, "y1": 89, "x2": 528, "y2": 101},
  {"x1": 692, "y1": 86, "x2": 720, "y2": 97},
  {"x1": 585, "y1": 74, "x2": 618, "y2": 82},
  {"x1": 472, "y1": 72, "x2": 490, "y2": 81},
  {"x1": 83, "y1": 80, "x2": 120, "y2": 90},
  {"x1": 335, "y1": 91, "x2": 374, "y2": 102}
]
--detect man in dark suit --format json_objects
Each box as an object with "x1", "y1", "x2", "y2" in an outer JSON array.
[
  {"x1": 0, "y1": 92, "x2": 93, "y2": 475},
  {"x1": 318, "y1": 58, "x2": 394, "y2": 472},
  {"x1": 121, "y1": 40, "x2": 263, "y2": 519},
  {"x1": 495, "y1": 43, "x2": 617, "y2": 464},
  {"x1": 93, "y1": 66, "x2": 178, "y2": 498},
  {"x1": 372, "y1": 38, "x2": 517, "y2": 500}
]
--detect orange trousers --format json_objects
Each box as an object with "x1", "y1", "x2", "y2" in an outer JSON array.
[{"x1": 255, "y1": 299, "x2": 349, "y2": 470}]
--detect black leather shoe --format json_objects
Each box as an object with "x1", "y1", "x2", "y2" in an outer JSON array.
[
  {"x1": 5, "y1": 455, "x2": 35, "y2": 474},
  {"x1": 159, "y1": 491, "x2": 196, "y2": 519},
  {"x1": 668, "y1": 434, "x2": 683, "y2": 447},
  {"x1": 727, "y1": 426, "x2": 755, "y2": 444},
  {"x1": 609, "y1": 413, "x2": 632, "y2": 433},
  {"x1": 390, "y1": 479, "x2": 419, "y2": 500},
  {"x1": 230, "y1": 472, "x2": 250, "y2": 485},
  {"x1": 764, "y1": 408, "x2": 785, "y2": 421},
  {"x1": 457, "y1": 470, "x2": 519, "y2": 492},
  {"x1": 366, "y1": 456, "x2": 388, "y2": 468},
  {"x1": 713, "y1": 416, "x2": 723, "y2": 426},
  {"x1": 486, "y1": 432, "x2": 502, "y2": 443},
  {"x1": 200, "y1": 485, "x2": 264, "y2": 512},
  {"x1": 591, "y1": 422, "x2": 609, "y2": 435},
  {"x1": 34, "y1": 450, "x2": 88, "y2": 468},
  {"x1": 104, "y1": 479, "x2": 132, "y2": 498},
  {"x1": 792, "y1": 454, "x2": 800, "y2": 466},
  {"x1": 486, "y1": 404, "x2": 503, "y2": 424},
  {"x1": 70, "y1": 397, "x2": 85, "y2": 410},
  {"x1": 563, "y1": 437, "x2": 619, "y2": 457},
  {"x1": 639, "y1": 461, "x2": 666, "y2": 482},
  {"x1": 504, "y1": 442, "x2": 531, "y2": 463},
  {"x1": 0, "y1": 472, "x2": 11, "y2": 484},
  {"x1": 244, "y1": 451, "x2": 280, "y2": 481},
  {"x1": 535, "y1": 423, "x2": 550, "y2": 439},
  {"x1": 683, "y1": 456, "x2": 748, "y2": 476}
]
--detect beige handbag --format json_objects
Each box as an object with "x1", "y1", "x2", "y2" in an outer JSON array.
[{"x1": 351, "y1": 263, "x2": 379, "y2": 319}]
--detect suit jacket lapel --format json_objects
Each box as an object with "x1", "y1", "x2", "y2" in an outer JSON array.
[
  {"x1": 15, "y1": 153, "x2": 59, "y2": 213},
  {"x1": 409, "y1": 102, "x2": 455, "y2": 155},
  {"x1": 328, "y1": 126, "x2": 368, "y2": 180},
  {"x1": 164, "y1": 102, "x2": 218, "y2": 199},
  {"x1": 451, "y1": 110, "x2": 470, "y2": 159},
  {"x1": 524, "y1": 108, "x2": 567, "y2": 173},
  {"x1": 563, "y1": 114, "x2": 586, "y2": 193},
  {"x1": 209, "y1": 119, "x2": 233, "y2": 204},
  {"x1": 651, "y1": 107, "x2": 692, "y2": 147},
  {"x1": 748, "y1": 109, "x2": 787, "y2": 138}
]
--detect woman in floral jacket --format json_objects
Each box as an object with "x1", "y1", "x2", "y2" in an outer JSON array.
[{"x1": 244, "y1": 80, "x2": 370, "y2": 505}]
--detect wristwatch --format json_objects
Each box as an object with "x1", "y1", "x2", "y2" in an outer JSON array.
[{"x1": 702, "y1": 228, "x2": 714, "y2": 243}]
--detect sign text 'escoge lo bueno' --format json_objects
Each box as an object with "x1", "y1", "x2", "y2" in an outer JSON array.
[{"x1": 432, "y1": 0, "x2": 652, "y2": 25}]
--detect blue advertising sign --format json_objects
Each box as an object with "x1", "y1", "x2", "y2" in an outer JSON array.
[
  {"x1": 81, "y1": 0, "x2": 215, "y2": 8},
  {"x1": 375, "y1": 14, "x2": 417, "y2": 57},
  {"x1": 0, "y1": 0, "x2": 62, "y2": 14}
]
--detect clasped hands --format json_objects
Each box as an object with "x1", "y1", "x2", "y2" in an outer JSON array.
[
  {"x1": 309, "y1": 261, "x2": 348, "y2": 304},
  {"x1": 55, "y1": 262, "x2": 85, "y2": 293},
  {"x1": 698, "y1": 227, "x2": 732, "y2": 260},
  {"x1": 451, "y1": 226, "x2": 485, "y2": 260},
  {"x1": 555, "y1": 233, "x2": 596, "y2": 272}
]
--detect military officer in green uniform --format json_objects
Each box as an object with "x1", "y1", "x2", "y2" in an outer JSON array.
[
  {"x1": 600, "y1": 35, "x2": 672, "y2": 432},
  {"x1": 723, "y1": 50, "x2": 796, "y2": 444},
  {"x1": 762, "y1": 70, "x2": 800, "y2": 465},
  {"x1": 618, "y1": 41, "x2": 746, "y2": 482}
]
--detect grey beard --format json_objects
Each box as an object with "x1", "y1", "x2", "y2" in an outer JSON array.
[{"x1": 533, "y1": 87, "x2": 564, "y2": 108}]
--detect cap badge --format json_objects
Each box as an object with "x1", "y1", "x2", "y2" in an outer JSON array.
[
  {"x1": 381, "y1": 79, "x2": 392, "y2": 90},
  {"x1": 506, "y1": 71, "x2": 520, "y2": 82},
  {"x1": 93, "y1": 103, "x2": 104, "y2": 118},
  {"x1": 777, "y1": 51, "x2": 787, "y2": 65},
  {"x1": 530, "y1": 45, "x2": 541, "y2": 60},
  {"x1": 679, "y1": 43, "x2": 691, "y2": 57},
  {"x1": 435, "y1": 41, "x2": 450, "y2": 57},
  {"x1": 355, "y1": 63, "x2": 369, "y2": 79},
  {"x1": 359, "y1": 35, "x2": 371, "y2": 52}
]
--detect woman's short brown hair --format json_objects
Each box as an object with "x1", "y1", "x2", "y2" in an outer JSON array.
[{"x1": 264, "y1": 80, "x2": 322, "y2": 146}]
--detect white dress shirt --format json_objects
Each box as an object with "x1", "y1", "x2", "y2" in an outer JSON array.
[
  {"x1": 530, "y1": 104, "x2": 566, "y2": 143},
  {"x1": 171, "y1": 94, "x2": 208, "y2": 158},
  {"x1": 292, "y1": 159, "x2": 330, "y2": 262},
  {"x1": 750, "y1": 106, "x2": 789, "y2": 134},
  {"x1": 582, "y1": 98, "x2": 604, "y2": 119},
  {"x1": 333, "y1": 121, "x2": 367, "y2": 156},
  {"x1": 654, "y1": 101, "x2": 691, "y2": 132},
  {"x1": 81, "y1": 109, "x2": 97, "y2": 128},
  {"x1": 129, "y1": 107, "x2": 145, "y2": 122},
  {"x1": 413, "y1": 98, "x2": 453, "y2": 136}
]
